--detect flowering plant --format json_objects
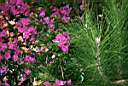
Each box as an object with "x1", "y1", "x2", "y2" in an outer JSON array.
[{"x1": 0, "y1": 0, "x2": 83, "y2": 85}]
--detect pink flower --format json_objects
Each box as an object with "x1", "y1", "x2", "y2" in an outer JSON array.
[
  {"x1": 53, "y1": 32, "x2": 70, "y2": 45},
  {"x1": 50, "y1": 7, "x2": 60, "y2": 17},
  {"x1": 43, "y1": 17, "x2": 50, "y2": 24},
  {"x1": 19, "y1": 74, "x2": 27, "y2": 84},
  {"x1": 16, "y1": 18, "x2": 30, "y2": 34},
  {"x1": 53, "y1": 32, "x2": 70, "y2": 53},
  {"x1": 23, "y1": 27, "x2": 37, "y2": 40},
  {"x1": 10, "y1": 0, "x2": 30, "y2": 16},
  {"x1": 25, "y1": 69, "x2": 31, "y2": 75},
  {"x1": 28, "y1": 27, "x2": 37, "y2": 34},
  {"x1": 0, "y1": 3, "x2": 9, "y2": 15},
  {"x1": 59, "y1": 45, "x2": 69, "y2": 53},
  {"x1": 54, "y1": 80, "x2": 66, "y2": 86},
  {"x1": 23, "y1": 31, "x2": 30, "y2": 40},
  {"x1": 8, "y1": 42, "x2": 15, "y2": 50},
  {"x1": 51, "y1": 11, "x2": 60, "y2": 17},
  {"x1": 13, "y1": 38, "x2": 18, "y2": 44},
  {"x1": 16, "y1": 18, "x2": 37, "y2": 40},
  {"x1": 17, "y1": 18, "x2": 30, "y2": 28},
  {"x1": 60, "y1": 5, "x2": 72, "y2": 16},
  {"x1": 66, "y1": 80, "x2": 71, "y2": 85},
  {"x1": 0, "y1": 54, "x2": 3, "y2": 61},
  {"x1": 13, "y1": 53, "x2": 19, "y2": 62},
  {"x1": 39, "y1": 9, "x2": 45, "y2": 17},
  {"x1": 54, "y1": 80, "x2": 71, "y2": 86},
  {"x1": 43, "y1": 81, "x2": 52, "y2": 86},
  {"x1": 0, "y1": 0, "x2": 30, "y2": 16},
  {"x1": 8, "y1": 38, "x2": 18, "y2": 50},
  {"x1": 24, "y1": 55, "x2": 36, "y2": 63},
  {"x1": 0, "y1": 30, "x2": 7, "y2": 37},
  {"x1": 43, "y1": 80, "x2": 71, "y2": 86},
  {"x1": 20, "y1": 18, "x2": 30, "y2": 26},
  {"x1": 61, "y1": 16, "x2": 70, "y2": 23},
  {"x1": 17, "y1": 27, "x2": 26, "y2": 33},
  {"x1": 48, "y1": 22, "x2": 54, "y2": 29},
  {"x1": 36, "y1": 47, "x2": 45, "y2": 53},
  {"x1": 8, "y1": 41, "x2": 17, "y2": 50},
  {"x1": 50, "y1": 6, "x2": 58, "y2": 12},
  {"x1": 0, "y1": 65, "x2": 8, "y2": 75},
  {"x1": 13, "y1": 47, "x2": 21, "y2": 55},
  {"x1": 48, "y1": 18, "x2": 54, "y2": 29},
  {"x1": 0, "y1": 43, "x2": 7, "y2": 52},
  {"x1": 4, "y1": 51, "x2": 11, "y2": 60}
]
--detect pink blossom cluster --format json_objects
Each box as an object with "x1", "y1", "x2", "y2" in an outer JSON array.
[
  {"x1": 24, "y1": 55, "x2": 36, "y2": 63},
  {"x1": 0, "y1": 18, "x2": 37, "y2": 62},
  {"x1": 39, "y1": 9, "x2": 54, "y2": 30},
  {"x1": 43, "y1": 80, "x2": 71, "y2": 86},
  {"x1": 0, "y1": 0, "x2": 30, "y2": 16},
  {"x1": 0, "y1": 0, "x2": 36, "y2": 84},
  {"x1": 53, "y1": 32, "x2": 70, "y2": 53},
  {"x1": 39, "y1": 5, "x2": 71, "y2": 53},
  {"x1": 50, "y1": 5, "x2": 72, "y2": 23},
  {"x1": 0, "y1": 0, "x2": 72, "y2": 85},
  {"x1": 0, "y1": 65, "x2": 8, "y2": 75},
  {"x1": 16, "y1": 18, "x2": 37, "y2": 40},
  {"x1": 39, "y1": 5, "x2": 72, "y2": 30}
]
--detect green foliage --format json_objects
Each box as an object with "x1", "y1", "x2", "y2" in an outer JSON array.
[
  {"x1": 0, "y1": 0, "x2": 5, "y2": 3},
  {"x1": 1, "y1": 0, "x2": 128, "y2": 85},
  {"x1": 62, "y1": 0, "x2": 128, "y2": 85}
]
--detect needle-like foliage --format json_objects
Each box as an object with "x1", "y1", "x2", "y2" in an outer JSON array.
[{"x1": 63, "y1": 0, "x2": 128, "y2": 85}]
